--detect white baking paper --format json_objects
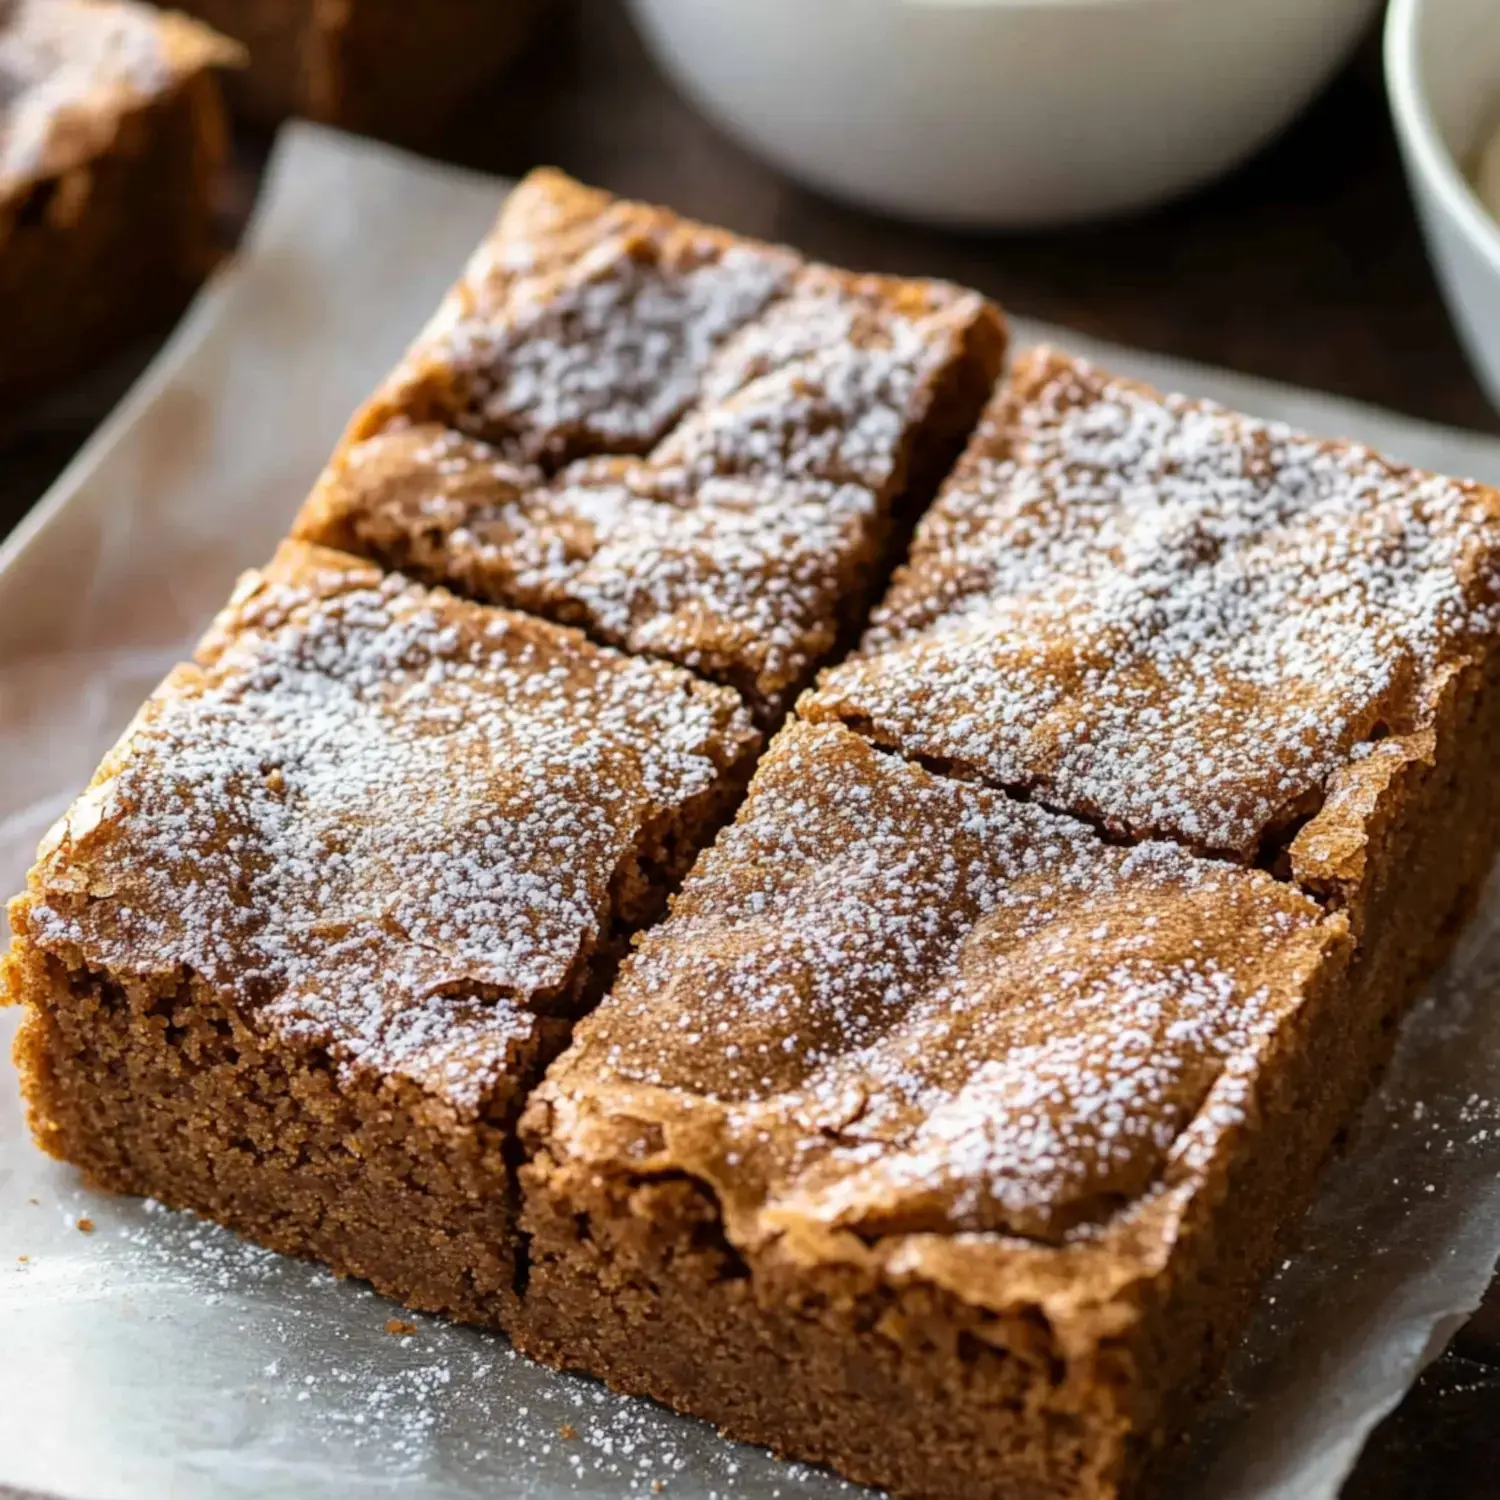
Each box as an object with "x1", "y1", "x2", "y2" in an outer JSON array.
[{"x1": 2, "y1": 122, "x2": 1499, "y2": 1500}]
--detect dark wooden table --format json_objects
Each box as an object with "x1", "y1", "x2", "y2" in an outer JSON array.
[{"x1": 2, "y1": 2, "x2": 1498, "y2": 1494}]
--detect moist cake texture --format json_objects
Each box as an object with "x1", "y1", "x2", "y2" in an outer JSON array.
[
  {"x1": 5, "y1": 540, "x2": 757, "y2": 1325},
  {"x1": 295, "y1": 168, "x2": 1006, "y2": 720},
  {"x1": 516, "y1": 722, "x2": 1356, "y2": 1500},
  {"x1": 515, "y1": 353, "x2": 1500, "y2": 1500},
  {"x1": 0, "y1": 0, "x2": 238, "y2": 403}
]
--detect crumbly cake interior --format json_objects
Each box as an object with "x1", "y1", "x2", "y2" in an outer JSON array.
[
  {"x1": 7, "y1": 539, "x2": 757, "y2": 1321},
  {"x1": 808, "y1": 346, "x2": 1500, "y2": 861},
  {"x1": 295, "y1": 169, "x2": 1005, "y2": 719}
]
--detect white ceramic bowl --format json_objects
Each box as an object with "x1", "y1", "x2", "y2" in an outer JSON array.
[
  {"x1": 627, "y1": 0, "x2": 1380, "y2": 229},
  {"x1": 1386, "y1": 0, "x2": 1500, "y2": 412}
]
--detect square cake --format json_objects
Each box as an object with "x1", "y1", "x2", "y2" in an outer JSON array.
[
  {"x1": 516, "y1": 721, "x2": 1356, "y2": 1500},
  {"x1": 0, "y1": 0, "x2": 239, "y2": 404},
  {"x1": 4, "y1": 540, "x2": 757, "y2": 1325},
  {"x1": 294, "y1": 168, "x2": 1007, "y2": 721}
]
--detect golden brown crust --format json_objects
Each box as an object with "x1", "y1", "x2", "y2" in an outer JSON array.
[
  {"x1": 12, "y1": 539, "x2": 758, "y2": 1066},
  {"x1": 527, "y1": 722, "x2": 1347, "y2": 1253},
  {"x1": 295, "y1": 168, "x2": 1006, "y2": 718},
  {"x1": 4, "y1": 538, "x2": 759, "y2": 1327},
  {"x1": 806, "y1": 347, "x2": 1500, "y2": 864},
  {"x1": 13, "y1": 172, "x2": 1500, "y2": 1500}
]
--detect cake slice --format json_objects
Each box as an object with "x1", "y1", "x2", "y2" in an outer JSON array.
[
  {"x1": 515, "y1": 721, "x2": 1355, "y2": 1500},
  {"x1": 294, "y1": 169, "x2": 1006, "y2": 720},
  {"x1": 0, "y1": 0, "x2": 240, "y2": 404},
  {"x1": 807, "y1": 346, "x2": 1500, "y2": 871},
  {"x1": 4, "y1": 540, "x2": 757, "y2": 1325}
]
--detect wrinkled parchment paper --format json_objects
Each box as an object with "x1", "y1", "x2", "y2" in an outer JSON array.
[{"x1": 2, "y1": 123, "x2": 1499, "y2": 1500}]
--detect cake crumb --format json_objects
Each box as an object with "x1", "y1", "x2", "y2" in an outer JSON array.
[
  {"x1": 76, "y1": 1217, "x2": 95, "y2": 1234},
  {"x1": 559, "y1": 1422, "x2": 577, "y2": 1440},
  {"x1": 384, "y1": 1318, "x2": 417, "y2": 1336}
]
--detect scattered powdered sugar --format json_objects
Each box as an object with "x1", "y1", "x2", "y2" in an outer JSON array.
[
  {"x1": 0, "y1": 0, "x2": 218, "y2": 186},
  {"x1": 9, "y1": 969, "x2": 1499, "y2": 1499},
  {"x1": 551, "y1": 722, "x2": 1340, "y2": 1243},
  {"x1": 23, "y1": 543, "x2": 754, "y2": 1109},
  {"x1": 506, "y1": 471, "x2": 879, "y2": 709},
  {"x1": 808, "y1": 347, "x2": 1500, "y2": 857},
  {"x1": 1, "y1": 1176, "x2": 861, "y2": 1497},
  {"x1": 431, "y1": 222, "x2": 796, "y2": 466},
  {"x1": 313, "y1": 178, "x2": 995, "y2": 712}
]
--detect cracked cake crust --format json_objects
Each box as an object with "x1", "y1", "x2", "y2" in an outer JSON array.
[
  {"x1": 9, "y1": 181, "x2": 1500, "y2": 1500},
  {"x1": 294, "y1": 169, "x2": 1006, "y2": 721},
  {"x1": 805, "y1": 347, "x2": 1500, "y2": 866}
]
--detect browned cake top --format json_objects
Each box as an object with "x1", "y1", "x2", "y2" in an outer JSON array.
[
  {"x1": 18, "y1": 541, "x2": 756, "y2": 1111},
  {"x1": 806, "y1": 348, "x2": 1500, "y2": 859},
  {"x1": 301, "y1": 418, "x2": 890, "y2": 718},
  {"x1": 533, "y1": 721, "x2": 1350, "y2": 1303},
  {"x1": 385, "y1": 168, "x2": 801, "y2": 467},
  {"x1": 298, "y1": 169, "x2": 1004, "y2": 715},
  {"x1": 0, "y1": 0, "x2": 235, "y2": 190}
]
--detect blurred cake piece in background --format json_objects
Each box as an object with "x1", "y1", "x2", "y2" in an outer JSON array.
[
  {"x1": 0, "y1": 0, "x2": 239, "y2": 407},
  {"x1": 170, "y1": 0, "x2": 549, "y2": 144},
  {"x1": 1477, "y1": 111, "x2": 1500, "y2": 226}
]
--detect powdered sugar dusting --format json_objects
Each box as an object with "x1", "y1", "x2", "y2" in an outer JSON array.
[
  {"x1": 315, "y1": 423, "x2": 886, "y2": 718},
  {"x1": 808, "y1": 347, "x2": 1500, "y2": 857},
  {"x1": 2, "y1": 1177, "x2": 862, "y2": 1498},
  {"x1": 21, "y1": 542, "x2": 755, "y2": 1110},
  {"x1": 546, "y1": 722, "x2": 1343, "y2": 1242},
  {"x1": 304, "y1": 174, "x2": 999, "y2": 714},
  {"x1": 436, "y1": 239, "x2": 792, "y2": 467}
]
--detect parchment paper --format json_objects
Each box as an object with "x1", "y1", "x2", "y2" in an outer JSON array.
[{"x1": 2, "y1": 122, "x2": 1499, "y2": 1500}]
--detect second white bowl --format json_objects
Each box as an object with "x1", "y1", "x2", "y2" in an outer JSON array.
[
  {"x1": 1387, "y1": 0, "x2": 1500, "y2": 413},
  {"x1": 629, "y1": 0, "x2": 1380, "y2": 229}
]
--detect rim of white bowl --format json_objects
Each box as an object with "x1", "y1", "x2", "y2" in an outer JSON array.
[{"x1": 1385, "y1": 0, "x2": 1500, "y2": 280}]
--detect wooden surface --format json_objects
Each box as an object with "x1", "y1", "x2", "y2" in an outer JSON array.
[{"x1": 1, "y1": 1, "x2": 1498, "y2": 1494}]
